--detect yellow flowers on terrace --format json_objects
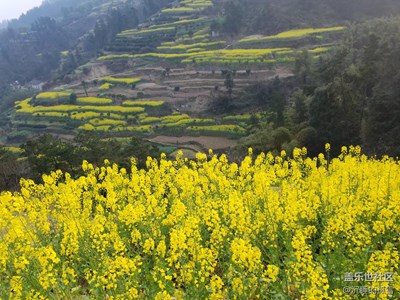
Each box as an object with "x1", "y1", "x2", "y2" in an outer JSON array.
[
  {"x1": 98, "y1": 48, "x2": 291, "y2": 64},
  {"x1": 36, "y1": 91, "x2": 70, "y2": 99},
  {"x1": 123, "y1": 100, "x2": 165, "y2": 107},
  {"x1": 77, "y1": 96, "x2": 113, "y2": 105},
  {"x1": 1, "y1": 147, "x2": 400, "y2": 298},
  {"x1": 16, "y1": 98, "x2": 145, "y2": 114},
  {"x1": 100, "y1": 76, "x2": 141, "y2": 85},
  {"x1": 239, "y1": 26, "x2": 346, "y2": 44},
  {"x1": 157, "y1": 41, "x2": 226, "y2": 52},
  {"x1": 118, "y1": 27, "x2": 175, "y2": 37},
  {"x1": 187, "y1": 124, "x2": 247, "y2": 136},
  {"x1": 161, "y1": 7, "x2": 198, "y2": 14}
]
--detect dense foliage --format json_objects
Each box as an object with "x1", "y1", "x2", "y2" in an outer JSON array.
[
  {"x1": 310, "y1": 18, "x2": 400, "y2": 156},
  {"x1": 0, "y1": 134, "x2": 160, "y2": 191},
  {"x1": 233, "y1": 18, "x2": 400, "y2": 158},
  {"x1": 220, "y1": 0, "x2": 400, "y2": 35}
]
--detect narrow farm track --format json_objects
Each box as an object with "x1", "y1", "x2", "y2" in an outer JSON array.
[{"x1": 149, "y1": 135, "x2": 238, "y2": 151}]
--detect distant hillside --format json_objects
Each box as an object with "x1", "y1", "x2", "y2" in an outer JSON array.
[
  {"x1": 0, "y1": 0, "x2": 173, "y2": 89},
  {"x1": 219, "y1": 0, "x2": 400, "y2": 36},
  {"x1": 7, "y1": 0, "x2": 157, "y2": 29},
  {"x1": 1, "y1": 0, "x2": 399, "y2": 90}
]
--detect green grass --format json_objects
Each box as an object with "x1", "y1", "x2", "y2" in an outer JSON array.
[
  {"x1": 120, "y1": 125, "x2": 153, "y2": 133},
  {"x1": 238, "y1": 26, "x2": 346, "y2": 44},
  {"x1": 222, "y1": 114, "x2": 252, "y2": 123},
  {"x1": 118, "y1": 27, "x2": 175, "y2": 37},
  {"x1": 149, "y1": 18, "x2": 207, "y2": 29},
  {"x1": 161, "y1": 7, "x2": 198, "y2": 14},
  {"x1": 97, "y1": 47, "x2": 291, "y2": 64},
  {"x1": 160, "y1": 114, "x2": 191, "y2": 124},
  {"x1": 88, "y1": 118, "x2": 127, "y2": 126},
  {"x1": 157, "y1": 41, "x2": 226, "y2": 52},
  {"x1": 187, "y1": 124, "x2": 246, "y2": 136}
]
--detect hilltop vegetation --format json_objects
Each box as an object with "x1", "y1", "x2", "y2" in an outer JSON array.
[
  {"x1": 1, "y1": 0, "x2": 400, "y2": 89},
  {"x1": 234, "y1": 18, "x2": 400, "y2": 158},
  {"x1": 219, "y1": 0, "x2": 400, "y2": 36}
]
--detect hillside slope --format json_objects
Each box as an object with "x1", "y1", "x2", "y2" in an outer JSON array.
[
  {"x1": 3, "y1": 0, "x2": 346, "y2": 150},
  {"x1": 2, "y1": 0, "x2": 400, "y2": 158},
  {"x1": 0, "y1": 0, "x2": 173, "y2": 88}
]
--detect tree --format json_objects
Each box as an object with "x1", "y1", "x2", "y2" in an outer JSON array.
[
  {"x1": 93, "y1": 19, "x2": 108, "y2": 49},
  {"x1": 224, "y1": 71, "x2": 234, "y2": 97},
  {"x1": 69, "y1": 93, "x2": 77, "y2": 104},
  {"x1": 270, "y1": 76, "x2": 286, "y2": 127},
  {"x1": 290, "y1": 89, "x2": 309, "y2": 125},
  {"x1": 294, "y1": 49, "x2": 312, "y2": 85},
  {"x1": 223, "y1": 1, "x2": 243, "y2": 35},
  {"x1": 22, "y1": 134, "x2": 76, "y2": 182},
  {"x1": 272, "y1": 127, "x2": 292, "y2": 149},
  {"x1": 81, "y1": 81, "x2": 88, "y2": 97},
  {"x1": 296, "y1": 127, "x2": 319, "y2": 155}
]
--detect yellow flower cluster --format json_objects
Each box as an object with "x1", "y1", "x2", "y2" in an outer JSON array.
[
  {"x1": 77, "y1": 97, "x2": 113, "y2": 105},
  {"x1": 36, "y1": 91, "x2": 70, "y2": 99},
  {"x1": 100, "y1": 76, "x2": 141, "y2": 85},
  {"x1": 123, "y1": 100, "x2": 165, "y2": 107},
  {"x1": 0, "y1": 147, "x2": 399, "y2": 299},
  {"x1": 239, "y1": 26, "x2": 346, "y2": 44},
  {"x1": 16, "y1": 98, "x2": 145, "y2": 114}
]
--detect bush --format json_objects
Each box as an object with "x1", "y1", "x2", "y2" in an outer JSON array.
[
  {"x1": 272, "y1": 127, "x2": 292, "y2": 149},
  {"x1": 297, "y1": 126, "x2": 319, "y2": 154}
]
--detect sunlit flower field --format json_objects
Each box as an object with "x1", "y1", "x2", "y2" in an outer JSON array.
[{"x1": 1, "y1": 146, "x2": 399, "y2": 299}]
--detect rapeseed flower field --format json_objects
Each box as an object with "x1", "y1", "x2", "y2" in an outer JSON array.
[
  {"x1": 36, "y1": 92, "x2": 71, "y2": 100},
  {"x1": 0, "y1": 146, "x2": 399, "y2": 299},
  {"x1": 238, "y1": 27, "x2": 346, "y2": 44}
]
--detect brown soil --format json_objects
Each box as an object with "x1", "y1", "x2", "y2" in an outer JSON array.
[{"x1": 149, "y1": 135, "x2": 238, "y2": 151}]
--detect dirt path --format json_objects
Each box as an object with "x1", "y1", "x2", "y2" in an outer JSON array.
[{"x1": 149, "y1": 135, "x2": 238, "y2": 151}]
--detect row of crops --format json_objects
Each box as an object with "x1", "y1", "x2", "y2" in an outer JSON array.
[
  {"x1": 108, "y1": 0, "x2": 213, "y2": 52},
  {"x1": 101, "y1": 0, "x2": 348, "y2": 67},
  {"x1": 14, "y1": 91, "x2": 254, "y2": 137},
  {"x1": 160, "y1": 0, "x2": 213, "y2": 14},
  {"x1": 100, "y1": 0, "x2": 345, "y2": 65},
  {"x1": 101, "y1": 25, "x2": 342, "y2": 66},
  {"x1": 99, "y1": 45, "x2": 332, "y2": 65},
  {"x1": 237, "y1": 27, "x2": 346, "y2": 45}
]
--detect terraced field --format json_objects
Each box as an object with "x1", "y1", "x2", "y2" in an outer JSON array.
[
  {"x1": 14, "y1": 89, "x2": 252, "y2": 141},
  {"x1": 8, "y1": 0, "x2": 346, "y2": 151}
]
